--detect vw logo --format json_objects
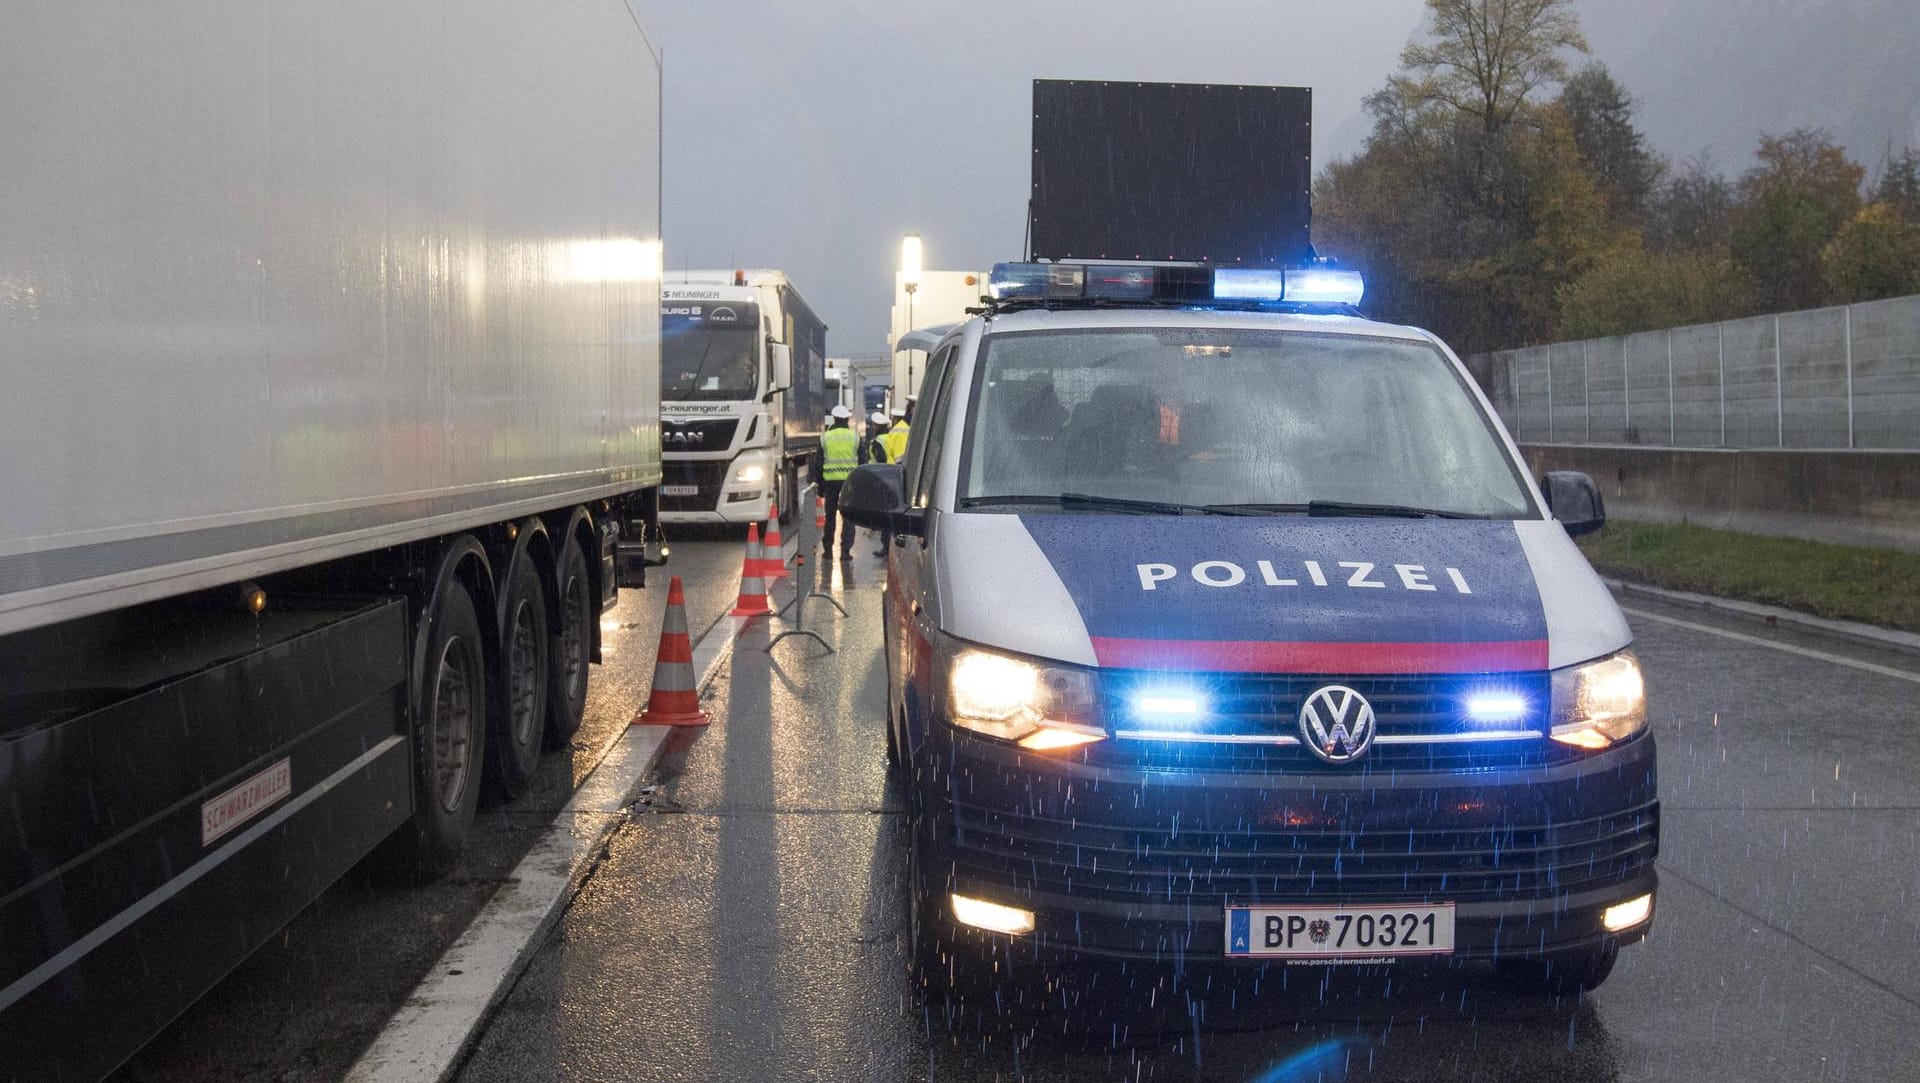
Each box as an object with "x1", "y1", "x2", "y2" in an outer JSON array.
[{"x1": 1298, "y1": 685, "x2": 1376, "y2": 764}]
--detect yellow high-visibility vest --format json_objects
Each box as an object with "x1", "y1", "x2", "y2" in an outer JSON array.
[
  {"x1": 879, "y1": 421, "x2": 910, "y2": 463},
  {"x1": 820, "y1": 427, "x2": 859, "y2": 481}
]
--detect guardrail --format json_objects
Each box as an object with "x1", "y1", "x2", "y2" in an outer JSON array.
[
  {"x1": 1481, "y1": 295, "x2": 1920, "y2": 451},
  {"x1": 1518, "y1": 444, "x2": 1920, "y2": 553}
]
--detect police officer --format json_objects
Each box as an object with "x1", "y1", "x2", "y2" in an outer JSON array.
[
  {"x1": 878, "y1": 408, "x2": 911, "y2": 463},
  {"x1": 817, "y1": 405, "x2": 860, "y2": 560},
  {"x1": 874, "y1": 408, "x2": 911, "y2": 555},
  {"x1": 863, "y1": 410, "x2": 891, "y2": 464}
]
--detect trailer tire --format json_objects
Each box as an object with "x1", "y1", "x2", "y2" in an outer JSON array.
[
  {"x1": 486, "y1": 556, "x2": 549, "y2": 799},
  {"x1": 394, "y1": 579, "x2": 488, "y2": 880},
  {"x1": 545, "y1": 535, "x2": 593, "y2": 748}
]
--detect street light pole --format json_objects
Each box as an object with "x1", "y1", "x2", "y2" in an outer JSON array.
[
  {"x1": 899, "y1": 233, "x2": 922, "y2": 401},
  {"x1": 904, "y1": 282, "x2": 917, "y2": 395}
]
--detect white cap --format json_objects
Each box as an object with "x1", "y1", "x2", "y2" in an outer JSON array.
[
  {"x1": 830, "y1": 404, "x2": 852, "y2": 419},
  {"x1": 890, "y1": 408, "x2": 907, "y2": 418},
  {"x1": 870, "y1": 411, "x2": 888, "y2": 425},
  {"x1": 906, "y1": 394, "x2": 919, "y2": 403}
]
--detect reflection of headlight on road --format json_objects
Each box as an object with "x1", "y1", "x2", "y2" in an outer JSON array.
[{"x1": 733, "y1": 463, "x2": 767, "y2": 484}]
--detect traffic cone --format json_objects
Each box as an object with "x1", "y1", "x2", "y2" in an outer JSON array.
[
  {"x1": 758, "y1": 502, "x2": 790, "y2": 581},
  {"x1": 634, "y1": 576, "x2": 709, "y2": 727},
  {"x1": 729, "y1": 522, "x2": 773, "y2": 617},
  {"x1": 814, "y1": 493, "x2": 827, "y2": 532}
]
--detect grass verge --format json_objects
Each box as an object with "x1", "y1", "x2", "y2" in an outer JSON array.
[{"x1": 1578, "y1": 520, "x2": 1920, "y2": 634}]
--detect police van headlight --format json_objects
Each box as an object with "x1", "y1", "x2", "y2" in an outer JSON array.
[
  {"x1": 1549, "y1": 649, "x2": 1647, "y2": 749},
  {"x1": 945, "y1": 646, "x2": 1104, "y2": 751}
]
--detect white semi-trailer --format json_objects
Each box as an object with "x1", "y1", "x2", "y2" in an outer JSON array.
[
  {"x1": 660, "y1": 271, "x2": 828, "y2": 525},
  {"x1": 0, "y1": 4, "x2": 664, "y2": 1077}
]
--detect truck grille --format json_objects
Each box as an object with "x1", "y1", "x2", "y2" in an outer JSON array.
[
  {"x1": 659, "y1": 460, "x2": 731, "y2": 512},
  {"x1": 661, "y1": 417, "x2": 739, "y2": 452},
  {"x1": 1088, "y1": 670, "x2": 1580, "y2": 773},
  {"x1": 946, "y1": 799, "x2": 1659, "y2": 905}
]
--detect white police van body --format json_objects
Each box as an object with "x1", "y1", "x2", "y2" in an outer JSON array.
[{"x1": 840, "y1": 262, "x2": 1656, "y2": 992}]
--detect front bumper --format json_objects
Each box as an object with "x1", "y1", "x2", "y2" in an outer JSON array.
[
  {"x1": 660, "y1": 499, "x2": 765, "y2": 525},
  {"x1": 910, "y1": 727, "x2": 1659, "y2": 965}
]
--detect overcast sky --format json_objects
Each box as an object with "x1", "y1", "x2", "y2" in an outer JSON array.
[
  {"x1": 630, "y1": 1, "x2": 1920, "y2": 355},
  {"x1": 631, "y1": 0, "x2": 1427, "y2": 354}
]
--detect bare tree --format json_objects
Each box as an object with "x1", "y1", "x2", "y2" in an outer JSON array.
[{"x1": 1400, "y1": 0, "x2": 1588, "y2": 135}]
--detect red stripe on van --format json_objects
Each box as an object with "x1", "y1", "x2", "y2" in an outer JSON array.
[{"x1": 1088, "y1": 637, "x2": 1549, "y2": 674}]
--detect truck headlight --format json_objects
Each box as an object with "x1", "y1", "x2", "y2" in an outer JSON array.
[
  {"x1": 1549, "y1": 650, "x2": 1647, "y2": 749},
  {"x1": 946, "y1": 647, "x2": 1103, "y2": 751},
  {"x1": 733, "y1": 463, "x2": 767, "y2": 484}
]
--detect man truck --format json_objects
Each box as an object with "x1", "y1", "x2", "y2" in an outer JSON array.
[
  {"x1": 660, "y1": 271, "x2": 828, "y2": 526},
  {"x1": 0, "y1": 4, "x2": 664, "y2": 1078}
]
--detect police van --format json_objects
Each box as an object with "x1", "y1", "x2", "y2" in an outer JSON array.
[{"x1": 839, "y1": 259, "x2": 1657, "y2": 993}]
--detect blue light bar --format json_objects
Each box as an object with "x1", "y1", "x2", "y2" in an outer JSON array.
[
  {"x1": 1083, "y1": 265, "x2": 1156, "y2": 300},
  {"x1": 1212, "y1": 268, "x2": 1287, "y2": 301},
  {"x1": 1282, "y1": 267, "x2": 1365, "y2": 306},
  {"x1": 989, "y1": 263, "x2": 1053, "y2": 300},
  {"x1": 989, "y1": 261, "x2": 1365, "y2": 307},
  {"x1": 1465, "y1": 693, "x2": 1529, "y2": 723}
]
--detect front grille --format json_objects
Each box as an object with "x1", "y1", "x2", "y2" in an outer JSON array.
[
  {"x1": 661, "y1": 417, "x2": 739, "y2": 452},
  {"x1": 947, "y1": 799, "x2": 1659, "y2": 905},
  {"x1": 1089, "y1": 670, "x2": 1578, "y2": 773},
  {"x1": 659, "y1": 460, "x2": 730, "y2": 511}
]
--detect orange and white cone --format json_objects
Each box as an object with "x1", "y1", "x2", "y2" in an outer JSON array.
[
  {"x1": 814, "y1": 493, "x2": 827, "y2": 532},
  {"x1": 729, "y1": 522, "x2": 773, "y2": 617},
  {"x1": 634, "y1": 576, "x2": 709, "y2": 727},
  {"x1": 757, "y1": 502, "x2": 790, "y2": 581}
]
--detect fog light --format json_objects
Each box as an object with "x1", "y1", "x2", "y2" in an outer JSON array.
[
  {"x1": 950, "y1": 893, "x2": 1035, "y2": 935},
  {"x1": 1602, "y1": 892, "x2": 1653, "y2": 932}
]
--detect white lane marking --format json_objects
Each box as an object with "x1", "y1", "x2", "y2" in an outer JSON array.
[
  {"x1": 347, "y1": 592, "x2": 738, "y2": 1083},
  {"x1": 1623, "y1": 606, "x2": 1920, "y2": 685}
]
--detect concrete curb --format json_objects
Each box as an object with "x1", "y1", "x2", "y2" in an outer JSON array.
[
  {"x1": 344, "y1": 588, "x2": 747, "y2": 1083},
  {"x1": 1605, "y1": 577, "x2": 1920, "y2": 658}
]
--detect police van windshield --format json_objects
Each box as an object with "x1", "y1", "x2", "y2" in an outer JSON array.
[
  {"x1": 959, "y1": 328, "x2": 1534, "y2": 517},
  {"x1": 663, "y1": 319, "x2": 759, "y2": 401}
]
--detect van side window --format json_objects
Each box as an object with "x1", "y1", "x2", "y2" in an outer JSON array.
[
  {"x1": 910, "y1": 344, "x2": 964, "y2": 509},
  {"x1": 902, "y1": 342, "x2": 956, "y2": 507}
]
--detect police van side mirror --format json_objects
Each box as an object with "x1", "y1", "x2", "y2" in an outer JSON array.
[
  {"x1": 1541, "y1": 471, "x2": 1606, "y2": 537},
  {"x1": 840, "y1": 464, "x2": 924, "y2": 536}
]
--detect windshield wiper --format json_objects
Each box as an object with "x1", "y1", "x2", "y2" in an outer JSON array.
[
  {"x1": 958, "y1": 493, "x2": 1273, "y2": 516},
  {"x1": 1305, "y1": 500, "x2": 1489, "y2": 520}
]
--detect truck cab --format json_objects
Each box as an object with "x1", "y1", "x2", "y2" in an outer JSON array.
[{"x1": 661, "y1": 271, "x2": 827, "y2": 524}]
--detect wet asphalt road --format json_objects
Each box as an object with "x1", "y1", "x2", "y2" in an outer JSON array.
[
  {"x1": 455, "y1": 543, "x2": 1920, "y2": 1082},
  {"x1": 112, "y1": 535, "x2": 750, "y2": 1083}
]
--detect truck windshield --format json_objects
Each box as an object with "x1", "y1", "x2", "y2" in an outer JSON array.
[
  {"x1": 960, "y1": 327, "x2": 1534, "y2": 518},
  {"x1": 663, "y1": 320, "x2": 759, "y2": 401}
]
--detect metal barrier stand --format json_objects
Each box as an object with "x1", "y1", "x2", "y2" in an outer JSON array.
[{"x1": 767, "y1": 483, "x2": 846, "y2": 654}]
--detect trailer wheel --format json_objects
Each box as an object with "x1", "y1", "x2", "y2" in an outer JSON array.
[
  {"x1": 487, "y1": 557, "x2": 549, "y2": 799},
  {"x1": 545, "y1": 536, "x2": 592, "y2": 747},
  {"x1": 393, "y1": 580, "x2": 487, "y2": 880}
]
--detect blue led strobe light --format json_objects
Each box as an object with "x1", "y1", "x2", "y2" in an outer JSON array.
[{"x1": 1464, "y1": 693, "x2": 1529, "y2": 724}]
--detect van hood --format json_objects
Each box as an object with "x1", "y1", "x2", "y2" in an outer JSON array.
[{"x1": 932, "y1": 513, "x2": 1628, "y2": 673}]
